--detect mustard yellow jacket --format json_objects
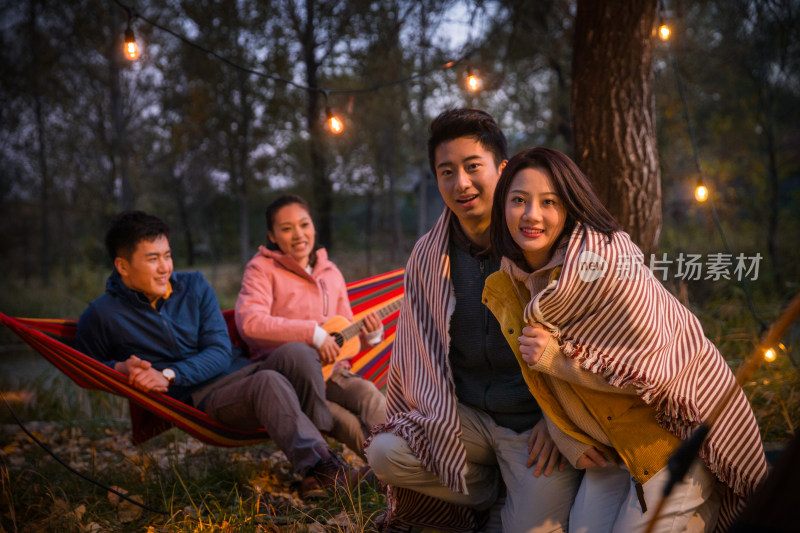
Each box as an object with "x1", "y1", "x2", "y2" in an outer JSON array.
[{"x1": 482, "y1": 269, "x2": 680, "y2": 484}]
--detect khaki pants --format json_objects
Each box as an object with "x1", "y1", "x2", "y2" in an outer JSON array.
[
  {"x1": 366, "y1": 402, "x2": 580, "y2": 533},
  {"x1": 263, "y1": 341, "x2": 387, "y2": 459}
]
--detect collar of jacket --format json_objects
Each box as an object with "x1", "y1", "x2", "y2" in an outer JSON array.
[
  {"x1": 106, "y1": 269, "x2": 180, "y2": 308},
  {"x1": 257, "y1": 245, "x2": 332, "y2": 280}
]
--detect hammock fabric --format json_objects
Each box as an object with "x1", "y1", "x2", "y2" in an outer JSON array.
[{"x1": 1, "y1": 268, "x2": 404, "y2": 447}]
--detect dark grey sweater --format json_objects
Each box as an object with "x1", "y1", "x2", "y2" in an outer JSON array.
[{"x1": 447, "y1": 231, "x2": 542, "y2": 433}]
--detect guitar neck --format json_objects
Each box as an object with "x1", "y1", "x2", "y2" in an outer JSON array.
[{"x1": 340, "y1": 298, "x2": 402, "y2": 341}]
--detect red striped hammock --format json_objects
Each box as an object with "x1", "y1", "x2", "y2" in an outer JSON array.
[{"x1": 0, "y1": 268, "x2": 404, "y2": 447}]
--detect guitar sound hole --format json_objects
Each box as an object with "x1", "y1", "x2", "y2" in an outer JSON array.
[{"x1": 331, "y1": 333, "x2": 344, "y2": 347}]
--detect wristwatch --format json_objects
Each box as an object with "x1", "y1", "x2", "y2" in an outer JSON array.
[{"x1": 162, "y1": 368, "x2": 176, "y2": 384}]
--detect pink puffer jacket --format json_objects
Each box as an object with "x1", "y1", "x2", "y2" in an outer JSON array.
[{"x1": 234, "y1": 246, "x2": 353, "y2": 360}]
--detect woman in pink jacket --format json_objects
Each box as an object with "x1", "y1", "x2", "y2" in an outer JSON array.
[{"x1": 235, "y1": 194, "x2": 386, "y2": 469}]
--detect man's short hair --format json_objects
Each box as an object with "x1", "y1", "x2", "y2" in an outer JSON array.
[
  {"x1": 105, "y1": 211, "x2": 171, "y2": 261},
  {"x1": 427, "y1": 108, "x2": 508, "y2": 177}
]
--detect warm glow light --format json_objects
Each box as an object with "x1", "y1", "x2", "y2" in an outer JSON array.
[
  {"x1": 124, "y1": 28, "x2": 139, "y2": 60},
  {"x1": 695, "y1": 184, "x2": 708, "y2": 202},
  {"x1": 764, "y1": 348, "x2": 777, "y2": 362},
  {"x1": 466, "y1": 67, "x2": 480, "y2": 92},
  {"x1": 326, "y1": 108, "x2": 343, "y2": 134},
  {"x1": 659, "y1": 24, "x2": 671, "y2": 41}
]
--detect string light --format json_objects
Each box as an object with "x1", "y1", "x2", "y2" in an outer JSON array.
[
  {"x1": 695, "y1": 180, "x2": 708, "y2": 202},
  {"x1": 466, "y1": 67, "x2": 480, "y2": 92},
  {"x1": 658, "y1": 18, "x2": 671, "y2": 41},
  {"x1": 764, "y1": 348, "x2": 777, "y2": 362},
  {"x1": 124, "y1": 25, "x2": 139, "y2": 60},
  {"x1": 326, "y1": 107, "x2": 343, "y2": 134},
  {"x1": 111, "y1": 0, "x2": 485, "y2": 100}
]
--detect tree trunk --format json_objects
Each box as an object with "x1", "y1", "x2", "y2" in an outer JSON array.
[
  {"x1": 237, "y1": 68, "x2": 251, "y2": 267},
  {"x1": 572, "y1": 0, "x2": 661, "y2": 255},
  {"x1": 29, "y1": 0, "x2": 51, "y2": 285},
  {"x1": 301, "y1": 0, "x2": 333, "y2": 250},
  {"x1": 108, "y1": 9, "x2": 134, "y2": 211}
]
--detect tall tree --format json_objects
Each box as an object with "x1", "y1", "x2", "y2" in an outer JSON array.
[{"x1": 572, "y1": 0, "x2": 661, "y2": 255}]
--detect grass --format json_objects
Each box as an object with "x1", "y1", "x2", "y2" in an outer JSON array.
[{"x1": 0, "y1": 409, "x2": 387, "y2": 532}]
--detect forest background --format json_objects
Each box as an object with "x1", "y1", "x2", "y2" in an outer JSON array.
[
  {"x1": 1, "y1": 0, "x2": 799, "y2": 425},
  {"x1": 1, "y1": 0, "x2": 800, "y2": 530},
  {"x1": 0, "y1": 0, "x2": 797, "y2": 304}
]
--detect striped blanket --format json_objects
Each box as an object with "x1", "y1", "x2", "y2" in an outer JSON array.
[
  {"x1": 524, "y1": 223, "x2": 767, "y2": 530},
  {"x1": 368, "y1": 209, "x2": 480, "y2": 530}
]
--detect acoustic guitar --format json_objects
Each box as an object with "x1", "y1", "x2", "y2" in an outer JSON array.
[{"x1": 320, "y1": 295, "x2": 403, "y2": 380}]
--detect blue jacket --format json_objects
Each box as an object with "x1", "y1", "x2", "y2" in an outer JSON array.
[{"x1": 76, "y1": 270, "x2": 249, "y2": 402}]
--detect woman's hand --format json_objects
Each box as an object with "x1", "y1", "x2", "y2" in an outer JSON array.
[
  {"x1": 361, "y1": 311, "x2": 382, "y2": 335},
  {"x1": 526, "y1": 418, "x2": 566, "y2": 477},
  {"x1": 318, "y1": 335, "x2": 340, "y2": 365},
  {"x1": 519, "y1": 323, "x2": 550, "y2": 365},
  {"x1": 576, "y1": 447, "x2": 607, "y2": 469}
]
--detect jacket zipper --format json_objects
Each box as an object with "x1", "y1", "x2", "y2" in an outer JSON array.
[{"x1": 319, "y1": 279, "x2": 329, "y2": 316}]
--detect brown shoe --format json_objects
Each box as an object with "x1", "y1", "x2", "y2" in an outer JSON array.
[
  {"x1": 306, "y1": 448, "x2": 361, "y2": 493},
  {"x1": 299, "y1": 474, "x2": 327, "y2": 500}
]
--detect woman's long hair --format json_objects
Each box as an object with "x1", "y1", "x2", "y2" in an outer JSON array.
[{"x1": 490, "y1": 147, "x2": 622, "y2": 270}]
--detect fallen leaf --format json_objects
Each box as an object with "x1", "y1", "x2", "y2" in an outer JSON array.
[
  {"x1": 107, "y1": 485, "x2": 128, "y2": 505},
  {"x1": 72, "y1": 504, "x2": 87, "y2": 522},
  {"x1": 53, "y1": 498, "x2": 69, "y2": 511},
  {"x1": 117, "y1": 494, "x2": 144, "y2": 523},
  {"x1": 84, "y1": 522, "x2": 103, "y2": 532}
]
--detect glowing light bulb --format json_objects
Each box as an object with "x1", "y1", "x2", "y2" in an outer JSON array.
[
  {"x1": 695, "y1": 183, "x2": 708, "y2": 202},
  {"x1": 326, "y1": 108, "x2": 343, "y2": 134},
  {"x1": 659, "y1": 24, "x2": 671, "y2": 41},
  {"x1": 466, "y1": 68, "x2": 480, "y2": 92},
  {"x1": 124, "y1": 28, "x2": 139, "y2": 60},
  {"x1": 764, "y1": 348, "x2": 776, "y2": 362}
]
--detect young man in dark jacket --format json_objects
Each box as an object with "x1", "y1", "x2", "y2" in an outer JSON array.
[{"x1": 76, "y1": 210, "x2": 361, "y2": 498}]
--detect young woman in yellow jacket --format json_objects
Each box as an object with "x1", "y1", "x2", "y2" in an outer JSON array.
[{"x1": 483, "y1": 147, "x2": 766, "y2": 532}]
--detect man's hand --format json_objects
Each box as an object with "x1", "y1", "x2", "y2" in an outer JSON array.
[
  {"x1": 318, "y1": 335, "x2": 340, "y2": 365},
  {"x1": 526, "y1": 418, "x2": 566, "y2": 477},
  {"x1": 576, "y1": 447, "x2": 607, "y2": 469},
  {"x1": 115, "y1": 355, "x2": 169, "y2": 392},
  {"x1": 361, "y1": 311, "x2": 382, "y2": 335},
  {"x1": 129, "y1": 366, "x2": 169, "y2": 393},
  {"x1": 519, "y1": 323, "x2": 550, "y2": 365},
  {"x1": 114, "y1": 355, "x2": 150, "y2": 377}
]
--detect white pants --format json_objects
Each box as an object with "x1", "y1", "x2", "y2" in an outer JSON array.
[
  {"x1": 366, "y1": 402, "x2": 580, "y2": 533},
  {"x1": 569, "y1": 459, "x2": 723, "y2": 533}
]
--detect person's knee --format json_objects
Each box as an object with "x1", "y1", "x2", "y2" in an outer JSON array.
[
  {"x1": 365, "y1": 432, "x2": 412, "y2": 483},
  {"x1": 267, "y1": 342, "x2": 321, "y2": 381},
  {"x1": 249, "y1": 369, "x2": 294, "y2": 401}
]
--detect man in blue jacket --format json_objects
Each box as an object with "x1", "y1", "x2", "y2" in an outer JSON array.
[{"x1": 76, "y1": 210, "x2": 360, "y2": 498}]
